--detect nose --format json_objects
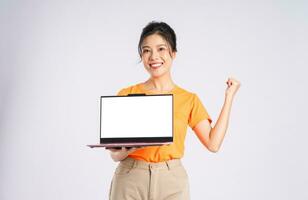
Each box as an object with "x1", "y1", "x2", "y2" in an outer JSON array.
[{"x1": 150, "y1": 50, "x2": 159, "y2": 60}]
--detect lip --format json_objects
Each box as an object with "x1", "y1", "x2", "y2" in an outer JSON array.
[{"x1": 149, "y1": 62, "x2": 163, "y2": 69}]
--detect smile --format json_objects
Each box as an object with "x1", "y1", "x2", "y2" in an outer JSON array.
[{"x1": 150, "y1": 62, "x2": 163, "y2": 69}]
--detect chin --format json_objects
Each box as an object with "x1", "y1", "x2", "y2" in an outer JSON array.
[
  {"x1": 146, "y1": 66, "x2": 170, "y2": 78},
  {"x1": 150, "y1": 71, "x2": 167, "y2": 78}
]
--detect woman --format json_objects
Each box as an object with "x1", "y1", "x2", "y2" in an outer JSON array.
[{"x1": 108, "y1": 21, "x2": 240, "y2": 200}]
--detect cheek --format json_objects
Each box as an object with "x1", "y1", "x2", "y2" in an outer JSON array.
[
  {"x1": 162, "y1": 56, "x2": 172, "y2": 65},
  {"x1": 141, "y1": 57, "x2": 149, "y2": 65},
  {"x1": 161, "y1": 52, "x2": 172, "y2": 61}
]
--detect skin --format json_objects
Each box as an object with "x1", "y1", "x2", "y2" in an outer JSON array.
[{"x1": 108, "y1": 34, "x2": 241, "y2": 161}]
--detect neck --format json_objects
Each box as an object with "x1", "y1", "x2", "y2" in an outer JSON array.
[{"x1": 145, "y1": 72, "x2": 175, "y2": 92}]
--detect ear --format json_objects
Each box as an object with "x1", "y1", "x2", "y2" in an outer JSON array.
[{"x1": 171, "y1": 51, "x2": 176, "y2": 59}]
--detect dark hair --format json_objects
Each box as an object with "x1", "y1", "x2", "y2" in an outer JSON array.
[{"x1": 138, "y1": 21, "x2": 177, "y2": 58}]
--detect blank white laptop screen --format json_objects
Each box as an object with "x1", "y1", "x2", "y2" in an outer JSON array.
[{"x1": 100, "y1": 94, "x2": 173, "y2": 140}]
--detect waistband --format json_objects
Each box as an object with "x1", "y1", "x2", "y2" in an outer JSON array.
[{"x1": 119, "y1": 157, "x2": 182, "y2": 170}]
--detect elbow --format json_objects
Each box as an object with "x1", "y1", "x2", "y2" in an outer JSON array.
[
  {"x1": 207, "y1": 144, "x2": 220, "y2": 153},
  {"x1": 208, "y1": 147, "x2": 219, "y2": 153},
  {"x1": 202, "y1": 141, "x2": 220, "y2": 153}
]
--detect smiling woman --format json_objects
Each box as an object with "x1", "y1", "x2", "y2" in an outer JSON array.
[
  {"x1": 138, "y1": 22, "x2": 177, "y2": 80},
  {"x1": 141, "y1": 34, "x2": 175, "y2": 79},
  {"x1": 107, "y1": 21, "x2": 241, "y2": 200}
]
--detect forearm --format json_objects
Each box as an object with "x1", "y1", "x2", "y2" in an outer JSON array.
[{"x1": 208, "y1": 96, "x2": 233, "y2": 152}]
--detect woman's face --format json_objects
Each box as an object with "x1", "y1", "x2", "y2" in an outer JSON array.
[{"x1": 141, "y1": 34, "x2": 176, "y2": 78}]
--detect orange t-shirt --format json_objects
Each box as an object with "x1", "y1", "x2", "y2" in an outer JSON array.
[{"x1": 117, "y1": 83, "x2": 212, "y2": 163}]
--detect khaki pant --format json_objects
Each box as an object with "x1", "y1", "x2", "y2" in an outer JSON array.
[{"x1": 109, "y1": 157, "x2": 190, "y2": 200}]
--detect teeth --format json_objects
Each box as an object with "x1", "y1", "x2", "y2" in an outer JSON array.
[{"x1": 151, "y1": 63, "x2": 162, "y2": 68}]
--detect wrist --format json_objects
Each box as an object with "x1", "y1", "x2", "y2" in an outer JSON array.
[{"x1": 225, "y1": 94, "x2": 234, "y2": 102}]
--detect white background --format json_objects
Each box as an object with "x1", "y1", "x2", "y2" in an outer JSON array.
[{"x1": 1, "y1": 0, "x2": 307, "y2": 199}]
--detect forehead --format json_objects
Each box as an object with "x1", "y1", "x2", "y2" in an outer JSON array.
[{"x1": 142, "y1": 34, "x2": 168, "y2": 48}]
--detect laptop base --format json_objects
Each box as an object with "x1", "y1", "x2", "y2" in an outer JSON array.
[{"x1": 87, "y1": 142, "x2": 171, "y2": 148}]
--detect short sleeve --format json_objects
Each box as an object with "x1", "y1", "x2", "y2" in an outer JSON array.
[
  {"x1": 188, "y1": 94, "x2": 212, "y2": 129},
  {"x1": 116, "y1": 88, "x2": 129, "y2": 96}
]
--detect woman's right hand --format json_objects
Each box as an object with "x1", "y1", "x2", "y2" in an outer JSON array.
[{"x1": 106, "y1": 147, "x2": 143, "y2": 162}]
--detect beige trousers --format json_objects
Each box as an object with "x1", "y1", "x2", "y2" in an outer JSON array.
[{"x1": 109, "y1": 157, "x2": 190, "y2": 200}]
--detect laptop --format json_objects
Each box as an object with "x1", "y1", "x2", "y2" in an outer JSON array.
[{"x1": 87, "y1": 93, "x2": 173, "y2": 148}]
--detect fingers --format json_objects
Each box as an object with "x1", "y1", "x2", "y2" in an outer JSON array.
[
  {"x1": 127, "y1": 146, "x2": 145, "y2": 153},
  {"x1": 127, "y1": 147, "x2": 137, "y2": 154},
  {"x1": 106, "y1": 147, "x2": 121, "y2": 152},
  {"x1": 106, "y1": 148, "x2": 118, "y2": 152},
  {"x1": 226, "y1": 77, "x2": 241, "y2": 88},
  {"x1": 226, "y1": 79, "x2": 232, "y2": 87},
  {"x1": 106, "y1": 146, "x2": 144, "y2": 152}
]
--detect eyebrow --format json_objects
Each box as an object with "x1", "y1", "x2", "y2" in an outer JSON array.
[{"x1": 142, "y1": 44, "x2": 168, "y2": 49}]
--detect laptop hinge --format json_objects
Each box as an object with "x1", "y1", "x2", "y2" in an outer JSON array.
[{"x1": 127, "y1": 93, "x2": 146, "y2": 96}]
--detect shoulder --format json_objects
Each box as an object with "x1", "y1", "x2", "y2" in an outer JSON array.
[
  {"x1": 117, "y1": 82, "x2": 143, "y2": 96},
  {"x1": 175, "y1": 84, "x2": 197, "y2": 98},
  {"x1": 174, "y1": 85, "x2": 207, "y2": 108}
]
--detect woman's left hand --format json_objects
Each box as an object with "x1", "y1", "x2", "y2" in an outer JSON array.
[{"x1": 225, "y1": 77, "x2": 241, "y2": 100}]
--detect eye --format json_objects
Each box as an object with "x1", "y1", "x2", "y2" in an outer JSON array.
[
  {"x1": 142, "y1": 49, "x2": 150, "y2": 54},
  {"x1": 158, "y1": 47, "x2": 166, "y2": 51}
]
